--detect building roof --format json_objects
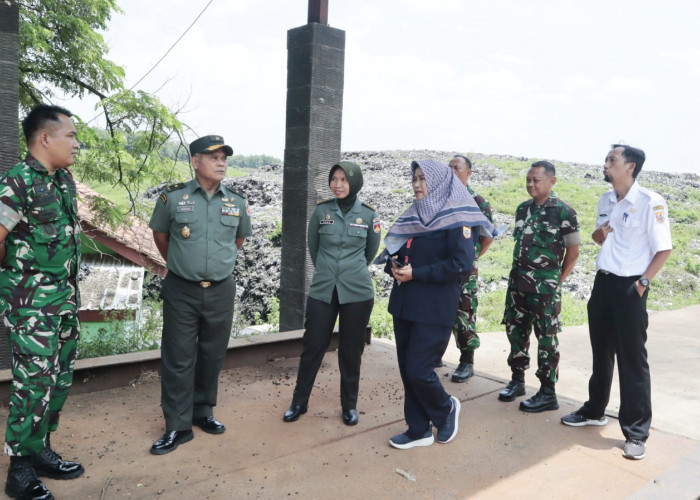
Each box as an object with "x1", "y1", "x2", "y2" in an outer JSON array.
[
  {"x1": 76, "y1": 181, "x2": 166, "y2": 277},
  {"x1": 79, "y1": 254, "x2": 144, "y2": 312}
]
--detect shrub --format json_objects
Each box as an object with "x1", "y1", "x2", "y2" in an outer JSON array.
[{"x1": 77, "y1": 299, "x2": 163, "y2": 359}]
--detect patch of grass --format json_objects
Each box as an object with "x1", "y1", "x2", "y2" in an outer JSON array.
[
  {"x1": 78, "y1": 299, "x2": 162, "y2": 359},
  {"x1": 369, "y1": 296, "x2": 394, "y2": 339}
]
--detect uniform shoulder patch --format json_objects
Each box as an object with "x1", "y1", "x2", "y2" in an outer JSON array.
[
  {"x1": 166, "y1": 182, "x2": 186, "y2": 192},
  {"x1": 159, "y1": 193, "x2": 167, "y2": 204},
  {"x1": 462, "y1": 226, "x2": 472, "y2": 239},
  {"x1": 317, "y1": 198, "x2": 334, "y2": 205},
  {"x1": 361, "y1": 201, "x2": 376, "y2": 211}
]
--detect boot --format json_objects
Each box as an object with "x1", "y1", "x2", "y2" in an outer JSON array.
[
  {"x1": 33, "y1": 433, "x2": 85, "y2": 480},
  {"x1": 452, "y1": 351, "x2": 475, "y2": 383},
  {"x1": 5, "y1": 456, "x2": 54, "y2": 500},
  {"x1": 498, "y1": 371, "x2": 525, "y2": 402},
  {"x1": 519, "y1": 383, "x2": 559, "y2": 412}
]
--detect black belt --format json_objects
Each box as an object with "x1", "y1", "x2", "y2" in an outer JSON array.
[{"x1": 598, "y1": 270, "x2": 639, "y2": 279}]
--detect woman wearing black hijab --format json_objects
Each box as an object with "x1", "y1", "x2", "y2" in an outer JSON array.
[{"x1": 283, "y1": 161, "x2": 381, "y2": 426}]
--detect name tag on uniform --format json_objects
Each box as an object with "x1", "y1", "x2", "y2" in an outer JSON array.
[
  {"x1": 177, "y1": 206, "x2": 194, "y2": 213},
  {"x1": 320, "y1": 220, "x2": 334, "y2": 225},
  {"x1": 349, "y1": 223, "x2": 368, "y2": 229}
]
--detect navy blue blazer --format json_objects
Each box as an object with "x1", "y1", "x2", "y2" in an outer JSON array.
[{"x1": 385, "y1": 226, "x2": 475, "y2": 327}]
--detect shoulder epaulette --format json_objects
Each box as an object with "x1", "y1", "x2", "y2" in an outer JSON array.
[
  {"x1": 166, "y1": 182, "x2": 186, "y2": 192},
  {"x1": 361, "y1": 201, "x2": 376, "y2": 211},
  {"x1": 317, "y1": 198, "x2": 334, "y2": 205},
  {"x1": 225, "y1": 185, "x2": 247, "y2": 199}
]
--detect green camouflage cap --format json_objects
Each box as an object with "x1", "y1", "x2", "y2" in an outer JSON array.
[{"x1": 189, "y1": 135, "x2": 233, "y2": 156}]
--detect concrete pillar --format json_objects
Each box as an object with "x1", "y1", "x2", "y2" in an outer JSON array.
[
  {"x1": 0, "y1": 0, "x2": 19, "y2": 369},
  {"x1": 279, "y1": 22, "x2": 345, "y2": 331},
  {"x1": 0, "y1": 0, "x2": 19, "y2": 171}
]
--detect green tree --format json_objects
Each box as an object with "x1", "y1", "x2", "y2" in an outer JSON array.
[{"x1": 18, "y1": 0, "x2": 185, "y2": 221}]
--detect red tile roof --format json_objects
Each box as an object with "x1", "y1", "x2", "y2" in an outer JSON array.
[{"x1": 76, "y1": 181, "x2": 166, "y2": 277}]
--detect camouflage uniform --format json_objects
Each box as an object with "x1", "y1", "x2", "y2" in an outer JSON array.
[
  {"x1": 452, "y1": 186, "x2": 493, "y2": 361},
  {"x1": 502, "y1": 195, "x2": 579, "y2": 384},
  {"x1": 0, "y1": 155, "x2": 81, "y2": 456}
]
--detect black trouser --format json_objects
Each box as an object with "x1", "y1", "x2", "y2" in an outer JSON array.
[
  {"x1": 160, "y1": 273, "x2": 235, "y2": 431},
  {"x1": 583, "y1": 271, "x2": 651, "y2": 441},
  {"x1": 394, "y1": 318, "x2": 453, "y2": 438},
  {"x1": 292, "y1": 288, "x2": 374, "y2": 410}
]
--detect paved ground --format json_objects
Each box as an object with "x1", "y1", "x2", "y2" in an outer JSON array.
[{"x1": 0, "y1": 305, "x2": 698, "y2": 499}]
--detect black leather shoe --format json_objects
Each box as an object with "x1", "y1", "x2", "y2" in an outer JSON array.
[
  {"x1": 342, "y1": 408, "x2": 359, "y2": 426},
  {"x1": 283, "y1": 404, "x2": 307, "y2": 422},
  {"x1": 451, "y1": 362, "x2": 474, "y2": 383},
  {"x1": 498, "y1": 380, "x2": 526, "y2": 402},
  {"x1": 150, "y1": 430, "x2": 194, "y2": 455},
  {"x1": 32, "y1": 446, "x2": 84, "y2": 480},
  {"x1": 519, "y1": 387, "x2": 559, "y2": 412},
  {"x1": 5, "y1": 456, "x2": 54, "y2": 499},
  {"x1": 193, "y1": 416, "x2": 226, "y2": 434}
]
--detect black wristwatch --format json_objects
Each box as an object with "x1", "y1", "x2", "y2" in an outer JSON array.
[{"x1": 639, "y1": 277, "x2": 650, "y2": 288}]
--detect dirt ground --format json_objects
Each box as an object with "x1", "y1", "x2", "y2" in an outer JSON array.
[{"x1": 0, "y1": 339, "x2": 698, "y2": 499}]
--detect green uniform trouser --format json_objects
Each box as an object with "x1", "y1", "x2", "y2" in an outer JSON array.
[
  {"x1": 502, "y1": 288, "x2": 561, "y2": 385},
  {"x1": 452, "y1": 272, "x2": 480, "y2": 363},
  {"x1": 4, "y1": 312, "x2": 79, "y2": 456},
  {"x1": 160, "y1": 273, "x2": 235, "y2": 431}
]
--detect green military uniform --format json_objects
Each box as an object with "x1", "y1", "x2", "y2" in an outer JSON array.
[
  {"x1": 0, "y1": 155, "x2": 81, "y2": 456},
  {"x1": 502, "y1": 195, "x2": 579, "y2": 384},
  {"x1": 307, "y1": 198, "x2": 381, "y2": 304},
  {"x1": 290, "y1": 162, "x2": 380, "y2": 414},
  {"x1": 149, "y1": 178, "x2": 252, "y2": 431},
  {"x1": 452, "y1": 186, "x2": 493, "y2": 362}
]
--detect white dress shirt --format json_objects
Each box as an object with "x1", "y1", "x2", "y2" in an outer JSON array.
[{"x1": 595, "y1": 181, "x2": 672, "y2": 276}]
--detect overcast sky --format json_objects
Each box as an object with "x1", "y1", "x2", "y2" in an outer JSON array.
[{"x1": 67, "y1": 0, "x2": 700, "y2": 175}]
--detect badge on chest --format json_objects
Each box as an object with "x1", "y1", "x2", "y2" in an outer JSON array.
[{"x1": 221, "y1": 205, "x2": 240, "y2": 216}]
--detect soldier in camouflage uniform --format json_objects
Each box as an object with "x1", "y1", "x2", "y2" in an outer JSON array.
[
  {"x1": 0, "y1": 105, "x2": 84, "y2": 499},
  {"x1": 499, "y1": 161, "x2": 580, "y2": 413},
  {"x1": 446, "y1": 155, "x2": 494, "y2": 382}
]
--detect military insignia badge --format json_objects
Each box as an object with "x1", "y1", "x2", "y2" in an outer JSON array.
[
  {"x1": 182, "y1": 225, "x2": 191, "y2": 238},
  {"x1": 462, "y1": 226, "x2": 472, "y2": 239},
  {"x1": 222, "y1": 197, "x2": 228, "y2": 202},
  {"x1": 356, "y1": 218, "x2": 362, "y2": 224},
  {"x1": 373, "y1": 221, "x2": 381, "y2": 233},
  {"x1": 325, "y1": 214, "x2": 331, "y2": 220},
  {"x1": 160, "y1": 193, "x2": 167, "y2": 204},
  {"x1": 182, "y1": 194, "x2": 189, "y2": 200},
  {"x1": 246, "y1": 206, "x2": 251, "y2": 216}
]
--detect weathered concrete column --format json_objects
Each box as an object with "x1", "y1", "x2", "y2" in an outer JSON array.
[
  {"x1": 279, "y1": 19, "x2": 345, "y2": 331},
  {"x1": 0, "y1": 0, "x2": 19, "y2": 370},
  {"x1": 0, "y1": 0, "x2": 19, "y2": 172}
]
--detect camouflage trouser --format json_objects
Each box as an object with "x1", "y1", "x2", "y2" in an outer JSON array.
[
  {"x1": 501, "y1": 288, "x2": 561, "y2": 384},
  {"x1": 452, "y1": 273, "x2": 480, "y2": 360},
  {"x1": 3, "y1": 312, "x2": 80, "y2": 456}
]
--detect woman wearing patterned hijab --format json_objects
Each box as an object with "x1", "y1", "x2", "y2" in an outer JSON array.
[{"x1": 385, "y1": 159, "x2": 493, "y2": 449}]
